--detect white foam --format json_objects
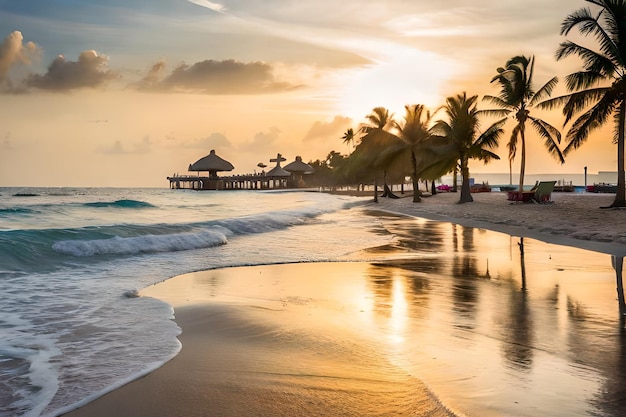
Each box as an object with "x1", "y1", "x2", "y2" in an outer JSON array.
[
  {"x1": 0, "y1": 312, "x2": 60, "y2": 417},
  {"x1": 52, "y1": 229, "x2": 228, "y2": 257}
]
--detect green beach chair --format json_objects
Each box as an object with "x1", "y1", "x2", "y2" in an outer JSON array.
[{"x1": 533, "y1": 181, "x2": 556, "y2": 203}]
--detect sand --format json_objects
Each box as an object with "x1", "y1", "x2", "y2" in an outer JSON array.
[
  {"x1": 61, "y1": 191, "x2": 626, "y2": 417},
  {"x1": 373, "y1": 191, "x2": 626, "y2": 255},
  {"x1": 63, "y1": 264, "x2": 457, "y2": 417}
]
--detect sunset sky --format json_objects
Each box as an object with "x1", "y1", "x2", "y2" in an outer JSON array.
[{"x1": 0, "y1": 0, "x2": 618, "y2": 187}]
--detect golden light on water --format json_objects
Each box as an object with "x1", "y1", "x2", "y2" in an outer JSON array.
[{"x1": 389, "y1": 273, "x2": 409, "y2": 344}]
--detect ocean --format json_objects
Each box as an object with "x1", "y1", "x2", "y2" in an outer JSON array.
[
  {"x1": 1, "y1": 187, "x2": 625, "y2": 417},
  {"x1": 0, "y1": 188, "x2": 387, "y2": 417}
]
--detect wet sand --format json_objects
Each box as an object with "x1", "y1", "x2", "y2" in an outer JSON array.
[
  {"x1": 62, "y1": 191, "x2": 626, "y2": 417},
  {"x1": 373, "y1": 191, "x2": 626, "y2": 255},
  {"x1": 63, "y1": 263, "x2": 456, "y2": 417}
]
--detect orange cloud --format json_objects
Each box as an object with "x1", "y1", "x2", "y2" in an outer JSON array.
[
  {"x1": 0, "y1": 31, "x2": 40, "y2": 86},
  {"x1": 26, "y1": 50, "x2": 117, "y2": 91},
  {"x1": 135, "y1": 59, "x2": 300, "y2": 94}
]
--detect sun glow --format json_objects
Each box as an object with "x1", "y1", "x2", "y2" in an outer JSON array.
[{"x1": 332, "y1": 49, "x2": 454, "y2": 120}]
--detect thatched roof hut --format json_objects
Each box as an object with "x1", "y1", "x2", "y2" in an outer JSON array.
[
  {"x1": 188, "y1": 150, "x2": 234, "y2": 178},
  {"x1": 284, "y1": 156, "x2": 314, "y2": 174}
]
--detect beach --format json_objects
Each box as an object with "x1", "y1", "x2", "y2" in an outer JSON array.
[
  {"x1": 61, "y1": 191, "x2": 626, "y2": 417},
  {"x1": 374, "y1": 190, "x2": 626, "y2": 255}
]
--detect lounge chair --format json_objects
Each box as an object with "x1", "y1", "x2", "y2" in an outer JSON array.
[{"x1": 533, "y1": 181, "x2": 556, "y2": 203}]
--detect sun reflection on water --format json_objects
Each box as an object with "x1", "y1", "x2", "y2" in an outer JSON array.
[{"x1": 389, "y1": 273, "x2": 409, "y2": 344}]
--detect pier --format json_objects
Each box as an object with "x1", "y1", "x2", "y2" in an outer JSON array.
[
  {"x1": 167, "y1": 173, "x2": 291, "y2": 190},
  {"x1": 169, "y1": 151, "x2": 314, "y2": 190}
]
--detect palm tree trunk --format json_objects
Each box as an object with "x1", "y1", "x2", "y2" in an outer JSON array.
[
  {"x1": 373, "y1": 176, "x2": 378, "y2": 203},
  {"x1": 381, "y1": 170, "x2": 389, "y2": 197},
  {"x1": 452, "y1": 167, "x2": 458, "y2": 192},
  {"x1": 518, "y1": 128, "x2": 527, "y2": 192},
  {"x1": 612, "y1": 104, "x2": 626, "y2": 207},
  {"x1": 412, "y1": 178, "x2": 421, "y2": 202},
  {"x1": 613, "y1": 256, "x2": 626, "y2": 318},
  {"x1": 459, "y1": 156, "x2": 473, "y2": 203},
  {"x1": 411, "y1": 150, "x2": 421, "y2": 202}
]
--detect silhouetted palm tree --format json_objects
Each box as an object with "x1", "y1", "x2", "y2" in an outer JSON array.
[
  {"x1": 434, "y1": 92, "x2": 505, "y2": 203},
  {"x1": 341, "y1": 128, "x2": 355, "y2": 149},
  {"x1": 359, "y1": 107, "x2": 398, "y2": 197},
  {"x1": 389, "y1": 105, "x2": 456, "y2": 202},
  {"x1": 484, "y1": 55, "x2": 564, "y2": 191},
  {"x1": 539, "y1": 0, "x2": 626, "y2": 207}
]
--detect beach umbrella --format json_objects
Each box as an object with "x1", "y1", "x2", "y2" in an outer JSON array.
[{"x1": 188, "y1": 150, "x2": 234, "y2": 178}]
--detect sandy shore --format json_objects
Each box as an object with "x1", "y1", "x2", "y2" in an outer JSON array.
[
  {"x1": 63, "y1": 264, "x2": 457, "y2": 417},
  {"x1": 372, "y1": 191, "x2": 626, "y2": 255},
  {"x1": 61, "y1": 190, "x2": 626, "y2": 417}
]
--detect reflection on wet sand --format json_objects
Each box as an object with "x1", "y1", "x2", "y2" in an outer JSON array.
[
  {"x1": 361, "y1": 212, "x2": 626, "y2": 416},
  {"x1": 142, "y1": 212, "x2": 626, "y2": 417}
]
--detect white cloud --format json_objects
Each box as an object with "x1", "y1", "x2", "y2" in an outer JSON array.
[{"x1": 187, "y1": 0, "x2": 226, "y2": 13}]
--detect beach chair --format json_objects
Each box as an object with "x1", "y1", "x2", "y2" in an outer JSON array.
[{"x1": 533, "y1": 181, "x2": 556, "y2": 203}]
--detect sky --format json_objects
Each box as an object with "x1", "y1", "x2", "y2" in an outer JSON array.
[{"x1": 0, "y1": 0, "x2": 619, "y2": 187}]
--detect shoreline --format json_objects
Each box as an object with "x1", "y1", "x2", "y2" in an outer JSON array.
[
  {"x1": 62, "y1": 264, "x2": 458, "y2": 417},
  {"x1": 367, "y1": 190, "x2": 626, "y2": 256},
  {"x1": 60, "y1": 190, "x2": 626, "y2": 417}
]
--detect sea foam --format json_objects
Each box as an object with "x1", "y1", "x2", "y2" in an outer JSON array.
[{"x1": 52, "y1": 229, "x2": 228, "y2": 257}]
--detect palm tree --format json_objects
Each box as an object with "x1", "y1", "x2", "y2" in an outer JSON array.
[
  {"x1": 539, "y1": 0, "x2": 626, "y2": 208},
  {"x1": 484, "y1": 55, "x2": 564, "y2": 192},
  {"x1": 341, "y1": 128, "x2": 355, "y2": 149},
  {"x1": 389, "y1": 104, "x2": 456, "y2": 202},
  {"x1": 434, "y1": 92, "x2": 505, "y2": 203},
  {"x1": 359, "y1": 107, "x2": 398, "y2": 198}
]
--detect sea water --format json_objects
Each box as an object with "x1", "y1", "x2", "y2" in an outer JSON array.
[
  {"x1": 2, "y1": 187, "x2": 625, "y2": 417},
  {"x1": 0, "y1": 188, "x2": 389, "y2": 417}
]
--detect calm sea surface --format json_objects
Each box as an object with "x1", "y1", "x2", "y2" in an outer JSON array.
[{"x1": 0, "y1": 187, "x2": 624, "y2": 417}]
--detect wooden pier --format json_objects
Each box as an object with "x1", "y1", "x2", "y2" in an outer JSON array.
[{"x1": 167, "y1": 174, "x2": 292, "y2": 190}]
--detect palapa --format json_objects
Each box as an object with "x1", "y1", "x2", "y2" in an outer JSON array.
[
  {"x1": 188, "y1": 150, "x2": 234, "y2": 178},
  {"x1": 265, "y1": 153, "x2": 291, "y2": 177},
  {"x1": 284, "y1": 156, "x2": 314, "y2": 174}
]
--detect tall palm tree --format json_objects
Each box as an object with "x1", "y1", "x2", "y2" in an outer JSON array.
[
  {"x1": 434, "y1": 92, "x2": 505, "y2": 203},
  {"x1": 389, "y1": 104, "x2": 456, "y2": 202},
  {"x1": 539, "y1": 0, "x2": 626, "y2": 208},
  {"x1": 484, "y1": 55, "x2": 565, "y2": 192},
  {"x1": 359, "y1": 107, "x2": 397, "y2": 198}
]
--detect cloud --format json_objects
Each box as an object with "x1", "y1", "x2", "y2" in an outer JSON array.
[
  {"x1": 99, "y1": 136, "x2": 152, "y2": 154},
  {"x1": 303, "y1": 116, "x2": 352, "y2": 142},
  {"x1": 26, "y1": 50, "x2": 117, "y2": 91},
  {"x1": 0, "y1": 31, "x2": 40, "y2": 85},
  {"x1": 133, "y1": 60, "x2": 167, "y2": 91},
  {"x1": 135, "y1": 59, "x2": 299, "y2": 94},
  {"x1": 241, "y1": 127, "x2": 281, "y2": 155},
  {"x1": 184, "y1": 132, "x2": 234, "y2": 149},
  {"x1": 187, "y1": 0, "x2": 226, "y2": 13}
]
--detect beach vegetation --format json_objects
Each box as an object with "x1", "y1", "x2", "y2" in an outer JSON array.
[
  {"x1": 539, "y1": 0, "x2": 626, "y2": 208},
  {"x1": 359, "y1": 107, "x2": 400, "y2": 198},
  {"x1": 341, "y1": 128, "x2": 356, "y2": 149},
  {"x1": 306, "y1": 151, "x2": 350, "y2": 187},
  {"x1": 388, "y1": 104, "x2": 457, "y2": 202},
  {"x1": 433, "y1": 92, "x2": 505, "y2": 203},
  {"x1": 484, "y1": 55, "x2": 565, "y2": 192},
  {"x1": 339, "y1": 105, "x2": 456, "y2": 202}
]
